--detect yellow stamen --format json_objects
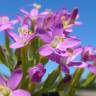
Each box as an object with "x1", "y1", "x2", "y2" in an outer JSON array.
[
  {"x1": 0, "y1": 85, "x2": 11, "y2": 96},
  {"x1": 33, "y1": 3, "x2": 41, "y2": 9},
  {"x1": 61, "y1": 16, "x2": 69, "y2": 29},
  {"x1": 29, "y1": 31, "x2": 32, "y2": 35},
  {"x1": 18, "y1": 26, "x2": 28, "y2": 34},
  {"x1": 50, "y1": 36, "x2": 64, "y2": 48},
  {"x1": 61, "y1": 16, "x2": 65, "y2": 21},
  {"x1": 60, "y1": 36, "x2": 64, "y2": 42}
]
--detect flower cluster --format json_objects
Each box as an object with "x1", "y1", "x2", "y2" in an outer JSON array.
[{"x1": 0, "y1": 4, "x2": 96, "y2": 96}]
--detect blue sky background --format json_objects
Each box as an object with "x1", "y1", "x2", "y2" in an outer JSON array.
[{"x1": 0, "y1": 0, "x2": 96, "y2": 77}]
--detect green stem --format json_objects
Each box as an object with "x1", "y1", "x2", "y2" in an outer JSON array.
[
  {"x1": 20, "y1": 47, "x2": 28, "y2": 88},
  {"x1": 0, "y1": 46, "x2": 13, "y2": 71},
  {"x1": 66, "y1": 68, "x2": 83, "y2": 96},
  {"x1": 5, "y1": 32, "x2": 12, "y2": 55},
  {"x1": 81, "y1": 73, "x2": 96, "y2": 87},
  {"x1": 59, "y1": 91, "x2": 65, "y2": 96},
  {"x1": 21, "y1": 47, "x2": 28, "y2": 76}
]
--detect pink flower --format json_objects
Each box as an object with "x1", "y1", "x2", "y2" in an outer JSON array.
[
  {"x1": 8, "y1": 25, "x2": 35, "y2": 48},
  {"x1": 20, "y1": 3, "x2": 49, "y2": 20},
  {"x1": 0, "y1": 68, "x2": 31, "y2": 96},
  {"x1": 28, "y1": 64, "x2": 46, "y2": 83},
  {"x1": 0, "y1": 16, "x2": 18, "y2": 31}
]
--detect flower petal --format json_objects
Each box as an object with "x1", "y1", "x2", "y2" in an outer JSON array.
[
  {"x1": 69, "y1": 7, "x2": 78, "y2": 24},
  {"x1": 68, "y1": 61, "x2": 82, "y2": 67},
  {"x1": 12, "y1": 89, "x2": 31, "y2": 96},
  {"x1": 83, "y1": 45, "x2": 93, "y2": 55},
  {"x1": 0, "y1": 75, "x2": 6, "y2": 85},
  {"x1": 61, "y1": 64, "x2": 69, "y2": 73},
  {"x1": 74, "y1": 21, "x2": 82, "y2": 25},
  {"x1": 0, "y1": 93, "x2": 3, "y2": 96},
  {"x1": 28, "y1": 63, "x2": 46, "y2": 83},
  {"x1": 37, "y1": 63, "x2": 45, "y2": 70},
  {"x1": 20, "y1": 9, "x2": 29, "y2": 15},
  {"x1": 74, "y1": 62, "x2": 88, "y2": 68},
  {"x1": 38, "y1": 32, "x2": 52, "y2": 43},
  {"x1": 30, "y1": 8, "x2": 38, "y2": 17},
  {"x1": 39, "y1": 44, "x2": 54, "y2": 56},
  {"x1": 8, "y1": 32, "x2": 20, "y2": 41},
  {"x1": 58, "y1": 38, "x2": 81, "y2": 50},
  {"x1": 67, "y1": 47, "x2": 83, "y2": 62},
  {"x1": 28, "y1": 66, "x2": 45, "y2": 83},
  {"x1": 10, "y1": 20, "x2": 18, "y2": 25},
  {"x1": 88, "y1": 65, "x2": 96, "y2": 74},
  {"x1": 40, "y1": 11, "x2": 49, "y2": 16},
  {"x1": 65, "y1": 29, "x2": 73, "y2": 32},
  {"x1": 7, "y1": 68, "x2": 23, "y2": 90},
  {"x1": 0, "y1": 24, "x2": 12, "y2": 31},
  {"x1": 10, "y1": 41, "x2": 24, "y2": 49}
]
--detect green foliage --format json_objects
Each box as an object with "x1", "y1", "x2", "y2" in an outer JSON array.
[
  {"x1": 42, "y1": 66, "x2": 60, "y2": 91},
  {"x1": 81, "y1": 73, "x2": 96, "y2": 87},
  {"x1": 0, "y1": 46, "x2": 14, "y2": 70}
]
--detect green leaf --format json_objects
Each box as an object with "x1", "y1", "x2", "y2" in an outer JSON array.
[
  {"x1": 0, "y1": 46, "x2": 7, "y2": 64},
  {"x1": 21, "y1": 47, "x2": 28, "y2": 76},
  {"x1": 20, "y1": 46, "x2": 29, "y2": 89},
  {"x1": 40, "y1": 56, "x2": 48, "y2": 65},
  {"x1": 28, "y1": 37, "x2": 44, "y2": 66},
  {"x1": 59, "y1": 91, "x2": 65, "y2": 96},
  {"x1": 20, "y1": 76, "x2": 29, "y2": 89},
  {"x1": 5, "y1": 33, "x2": 15, "y2": 64},
  {"x1": 81, "y1": 73, "x2": 96, "y2": 87},
  {"x1": 66, "y1": 68, "x2": 84, "y2": 96},
  {"x1": 0, "y1": 46, "x2": 13, "y2": 70},
  {"x1": 56, "y1": 74, "x2": 72, "y2": 91},
  {"x1": 42, "y1": 66, "x2": 60, "y2": 91},
  {"x1": 5, "y1": 33, "x2": 12, "y2": 55},
  {"x1": 32, "y1": 83, "x2": 43, "y2": 96}
]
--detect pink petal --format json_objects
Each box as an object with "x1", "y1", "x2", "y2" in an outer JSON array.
[
  {"x1": 10, "y1": 20, "x2": 18, "y2": 25},
  {"x1": 30, "y1": 8, "x2": 38, "y2": 17},
  {"x1": 16, "y1": 15, "x2": 23, "y2": 22},
  {"x1": 38, "y1": 32, "x2": 52, "y2": 43},
  {"x1": 8, "y1": 32, "x2": 20, "y2": 41},
  {"x1": 75, "y1": 62, "x2": 88, "y2": 68},
  {"x1": 20, "y1": 9, "x2": 29, "y2": 15},
  {"x1": 75, "y1": 21, "x2": 82, "y2": 25},
  {"x1": 58, "y1": 38, "x2": 81, "y2": 50},
  {"x1": 12, "y1": 89, "x2": 31, "y2": 96},
  {"x1": 65, "y1": 29, "x2": 73, "y2": 32},
  {"x1": 71, "y1": 47, "x2": 83, "y2": 61},
  {"x1": 88, "y1": 65, "x2": 96, "y2": 74},
  {"x1": 66, "y1": 47, "x2": 82, "y2": 64},
  {"x1": 39, "y1": 44, "x2": 54, "y2": 56},
  {"x1": 10, "y1": 42, "x2": 24, "y2": 49},
  {"x1": 0, "y1": 24, "x2": 12, "y2": 31},
  {"x1": 84, "y1": 46, "x2": 93, "y2": 55},
  {"x1": 40, "y1": 11, "x2": 49, "y2": 16},
  {"x1": 0, "y1": 93, "x2": 3, "y2": 96},
  {"x1": 68, "y1": 61, "x2": 82, "y2": 67},
  {"x1": 7, "y1": 68, "x2": 23, "y2": 90},
  {"x1": 0, "y1": 75, "x2": 6, "y2": 85}
]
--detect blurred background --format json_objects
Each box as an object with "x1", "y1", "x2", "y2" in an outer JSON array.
[{"x1": 0, "y1": 1, "x2": 96, "y2": 95}]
